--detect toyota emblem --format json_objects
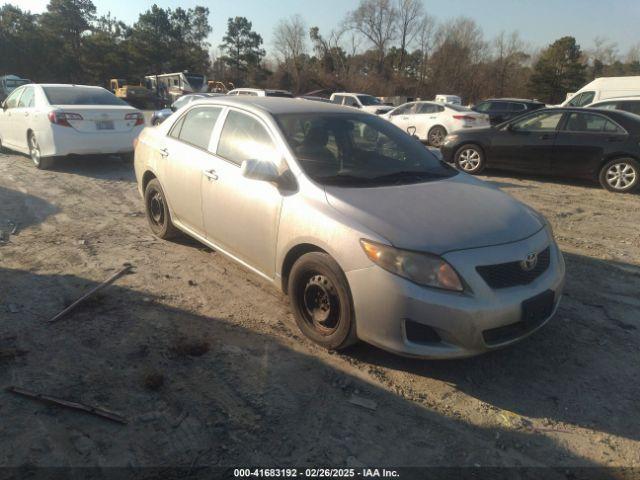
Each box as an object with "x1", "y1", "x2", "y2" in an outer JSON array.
[{"x1": 520, "y1": 252, "x2": 539, "y2": 272}]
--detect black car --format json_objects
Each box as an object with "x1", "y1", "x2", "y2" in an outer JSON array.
[
  {"x1": 440, "y1": 107, "x2": 640, "y2": 193},
  {"x1": 473, "y1": 98, "x2": 545, "y2": 125}
]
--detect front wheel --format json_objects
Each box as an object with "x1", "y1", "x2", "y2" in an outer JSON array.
[
  {"x1": 288, "y1": 252, "x2": 358, "y2": 351},
  {"x1": 28, "y1": 133, "x2": 54, "y2": 170},
  {"x1": 455, "y1": 144, "x2": 485, "y2": 174},
  {"x1": 599, "y1": 158, "x2": 639, "y2": 193},
  {"x1": 427, "y1": 126, "x2": 447, "y2": 148}
]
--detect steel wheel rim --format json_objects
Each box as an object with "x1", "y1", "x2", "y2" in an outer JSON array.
[
  {"x1": 29, "y1": 135, "x2": 41, "y2": 166},
  {"x1": 300, "y1": 274, "x2": 340, "y2": 336},
  {"x1": 429, "y1": 128, "x2": 445, "y2": 146},
  {"x1": 149, "y1": 191, "x2": 165, "y2": 226},
  {"x1": 606, "y1": 162, "x2": 637, "y2": 190},
  {"x1": 458, "y1": 149, "x2": 481, "y2": 171}
]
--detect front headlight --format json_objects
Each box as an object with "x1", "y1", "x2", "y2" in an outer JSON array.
[{"x1": 360, "y1": 239, "x2": 464, "y2": 292}]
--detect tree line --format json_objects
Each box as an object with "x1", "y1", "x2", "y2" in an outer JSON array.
[{"x1": 2, "y1": 0, "x2": 640, "y2": 104}]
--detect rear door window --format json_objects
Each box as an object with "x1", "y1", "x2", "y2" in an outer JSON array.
[
  {"x1": 217, "y1": 110, "x2": 280, "y2": 166},
  {"x1": 176, "y1": 107, "x2": 222, "y2": 151},
  {"x1": 508, "y1": 103, "x2": 526, "y2": 112},
  {"x1": 17, "y1": 87, "x2": 35, "y2": 108},
  {"x1": 563, "y1": 112, "x2": 623, "y2": 134}
]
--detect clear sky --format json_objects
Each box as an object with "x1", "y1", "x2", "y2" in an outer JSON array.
[{"x1": 8, "y1": 0, "x2": 640, "y2": 55}]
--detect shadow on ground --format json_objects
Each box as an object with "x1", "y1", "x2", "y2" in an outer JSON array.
[
  {"x1": 0, "y1": 266, "x2": 603, "y2": 472},
  {"x1": 348, "y1": 251, "x2": 640, "y2": 444},
  {"x1": 0, "y1": 185, "x2": 59, "y2": 234}
]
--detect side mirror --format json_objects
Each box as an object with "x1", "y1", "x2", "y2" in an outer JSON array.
[
  {"x1": 170, "y1": 104, "x2": 177, "y2": 112},
  {"x1": 241, "y1": 159, "x2": 281, "y2": 184},
  {"x1": 1, "y1": 101, "x2": 7, "y2": 111}
]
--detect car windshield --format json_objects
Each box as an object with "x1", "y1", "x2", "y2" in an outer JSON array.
[
  {"x1": 43, "y1": 86, "x2": 127, "y2": 106},
  {"x1": 6, "y1": 79, "x2": 29, "y2": 89},
  {"x1": 276, "y1": 113, "x2": 456, "y2": 187},
  {"x1": 357, "y1": 95, "x2": 382, "y2": 106},
  {"x1": 186, "y1": 75, "x2": 204, "y2": 90}
]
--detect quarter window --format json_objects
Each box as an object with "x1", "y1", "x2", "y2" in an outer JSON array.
[
  {"x1": 217, "y1": 110, "x2": 279, "y2": 166},
  {"x1": 512, "y1": 111, "x2": 564, "y2": 132},
  {"x1": 176, "y1": 107, "x2": 222, "y2": 150}
]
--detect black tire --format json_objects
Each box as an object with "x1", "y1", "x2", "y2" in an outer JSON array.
[
  {"x1": 427, "y1": 125, "x2": 447, "y2": 148},
  {"x1": 599, "y1": 158, "x2": 639, "y2": 193},
  {"x1": 288, "y1": 252, "x2": 358, "y2": 351},
  {"x1": 144, "y1": 178, "x2": 179, "y2": 239},
  {"x1": 454, "y1": 144, "x2": 485, "y2": 174},
  {"x1": 28, "y1": 132, "x2": 54, "y2": 170}
]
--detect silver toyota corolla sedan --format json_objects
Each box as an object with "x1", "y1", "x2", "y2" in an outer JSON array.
[{"x1": 134, "y1": 97, "x2": 565, "y2": 359}]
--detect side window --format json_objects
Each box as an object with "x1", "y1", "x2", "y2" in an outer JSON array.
[
  {"x1": 512, "y1": 111, "x2": 564, "y2": 132},
  {"x1": 621, "y1": 101, "x2": 640, "y2": 116},
  {"x1": 568, "y1": 91, "x2": 595, "y2": 107},
  {"x1": 331, "y1": 95, "x2": 343, "y2": 105},
  {"x1": 176, "y1": 107, "x2": 222, "y2": 150},
  {"x1": 417, "y1": 103, "x2": 438, "y2": 114},
  {"x1": 343, "y1": 96, "x2": 358, "y2": 107},
  {"x1": 217, "y1": 110, "x2": 279, "y2": 166},
  {"x1": 508, "y1": 103, "x2": 526, "y2": 112},
  {"x1": 492, "y1": 102, "x2": 509, "y2": 112},
  {"x1": 4, "y1": 88, "x2": 23, "y2": 109},
  {"x1": 564, "y1": 113, "x2": 623, "y2": 134},
  {"x1": 391, "y1": 103, "x2": 415, "y2": 115},
  {"x1": 593, "y1": 102, "x2": 618, "y2": 110},
  {"x1": 474, "y1": 102, "x2": 490, "y2": 112},
  {"x1": 169, "y1": 115, "x2": 186, "y2": 139},
  {"x1": 17, "y1": 87, "x2": 35, "y2": 108}
]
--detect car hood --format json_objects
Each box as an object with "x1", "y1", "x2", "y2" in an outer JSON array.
[{"x1": 324, "y1": 173, "x2": 544, "y2": 255}]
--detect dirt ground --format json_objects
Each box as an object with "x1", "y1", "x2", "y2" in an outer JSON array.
[{"x1": 0, "y1": 150, "x2": 639, "y2": 472}]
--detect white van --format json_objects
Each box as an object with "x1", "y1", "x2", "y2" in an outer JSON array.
[
  {"x1": 561, "y1": 76, "x2": 640, "y2": 107},
  {"x1": 435, "y1": 94, "x2": 462, "y2": 106}
]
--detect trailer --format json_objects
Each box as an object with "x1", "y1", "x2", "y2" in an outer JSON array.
[{"x1": 144, "y1": 72, "x2": 207, "y2": 103}]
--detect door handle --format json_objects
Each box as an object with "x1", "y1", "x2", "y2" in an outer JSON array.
[
  {"x1": 539, "y1": 134, "x2": 554, "y2": 140},
  {"x1": 203, "y1": 169, "x2": 218, "y2": 181},
  {"x1": 607, "y1": 136, "x2": 622, "y2": 142},
  {"x1": 159, "y1": 148, "x2": 169, "y2": 158}
]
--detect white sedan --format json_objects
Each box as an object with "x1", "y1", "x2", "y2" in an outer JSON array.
[
  {"x1": 0, "y1": 84, "x2": 145, "y2": 169},
  {"x1": 381, "y1": 101, "x2": 490, "y2": 147}
]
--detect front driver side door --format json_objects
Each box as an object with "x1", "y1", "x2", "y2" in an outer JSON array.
[
  {"x1": 0, "y1": 87, "x2": 25, "y2": 149},
  {"x1": 202, "y1": 108, "x2": 284, "y2": 278},
  {"x1": 389, "y1": 103, "x2": 417, "y2": 133},
  {"x1": 489, "y1": 110, "x2": 565, "y2": 173}
]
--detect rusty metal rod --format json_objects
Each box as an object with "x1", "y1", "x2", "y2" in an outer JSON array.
[
  {"x1": 7, "y1": 386, "x2": 127, "y2": 425},
  {"x1": 47, "y1": 263, "x2": 134, "y2": 324}
]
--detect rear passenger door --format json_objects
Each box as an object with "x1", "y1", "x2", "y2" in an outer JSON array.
[
  {"x1": 552, "y1": 112, "x2": 627, "y2": 178},
  {"x1": 162, "y1": 106, "x2": 223, "y2": 235}
]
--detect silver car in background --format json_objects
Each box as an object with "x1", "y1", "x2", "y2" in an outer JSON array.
[{"x1": 134, "y1": 97, "x2": 565, "y2": 359}]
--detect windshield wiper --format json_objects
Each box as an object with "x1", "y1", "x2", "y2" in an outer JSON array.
[{"x1": 369, "y1": 170, "x2": 443, "y2": 184}]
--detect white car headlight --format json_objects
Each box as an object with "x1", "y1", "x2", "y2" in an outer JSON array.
[{"x1": 360, "y1": 239, "x2": 464, "y2": 292}]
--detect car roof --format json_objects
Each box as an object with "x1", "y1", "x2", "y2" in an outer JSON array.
[
  {"x1": 485, "y1": 98, "x2": 543, "y2": 103},
  {"x1": 589, "y1": 96, "x2": 640, "y2": 104},
  {"x1": 190, "y1": 96, "x2": 359, "y2": 115}
]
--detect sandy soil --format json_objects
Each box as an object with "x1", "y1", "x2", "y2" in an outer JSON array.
[{"x1": 0, "y1": 151, "x2": 639, "y2": 471}]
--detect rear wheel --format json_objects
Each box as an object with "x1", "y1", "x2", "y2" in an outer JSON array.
[
  {"x1": 455, "y1": 144, "x2": 485, "y2": 174},
  {"x1": 427, "y1": 126, "x2": 447, "y2": 148},
  {"x1": 599, "y1": 158, "x2": 639, "y2": 193},
  {"x1": 144, "y1": 178, "x2": 179, "y2": 239},
  {"x1": 288, "y1": 252, "x2": 358, "y2": 351},
  {"x1": 28, "y1": 132, "x2": 54, "y2": 170}
]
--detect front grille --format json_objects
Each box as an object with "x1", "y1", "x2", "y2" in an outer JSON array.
[{"x1": 476, "y1": 247, "x2": 550, "y2": 289}]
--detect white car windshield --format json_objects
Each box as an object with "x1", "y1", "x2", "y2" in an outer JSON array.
[
  {"x1": 43, "y1": 86, "x2": 128, "y2": 106},
  {"x1": 276, "y1": 112, "x2": 456, "y2": 187}
]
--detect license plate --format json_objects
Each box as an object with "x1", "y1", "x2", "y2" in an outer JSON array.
[
  {"x1": 96, "y1": 120, "x2": 114, "y2": 130},
  {"x1": 521, "y1": 290, "x2": 555, "y2": 326}
]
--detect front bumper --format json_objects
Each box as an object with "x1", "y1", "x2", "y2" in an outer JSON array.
[{"x1": 346, "y1": 228, "x2": 565, "y2": 359}]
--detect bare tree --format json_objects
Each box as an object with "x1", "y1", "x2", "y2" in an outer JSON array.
[
  {"x1": 347, "y1": 0, "x2": 397, "y2": 73},
  {"x1": 492, "y1": 31, "x2": 528, "y2": 96},
  {"x1": 274, "y1": 14, "x2": 307, "y2": 92},
  {"x1": 396, "y1": 0, "x2": 423, "y2": 70},
  {"x1": 415, "y1": 13, "x2": 436, "y2": 94},
  {"x1": 589, "y1": 36, "x2": 619, "y2": 66}
]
